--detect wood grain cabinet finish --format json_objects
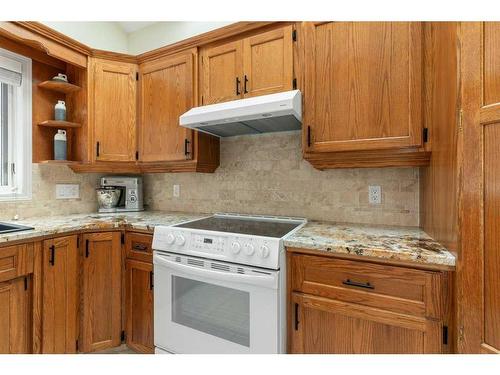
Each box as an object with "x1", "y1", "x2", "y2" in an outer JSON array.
[
  {"x1": 0, "y1": 243, "x2": 34, "y2": 282},
  {"x1": 90, "y1": 58, "x2": 137, "y2": 162},
  {"x1": 302, "y1": 22, "x2": 424, "y2": 157},
  {"x1": 125, "y1": 232, "x2": 153, "y2": 263},
  {"x1": 0, "y1": 276, "x2": 32, "y2": 354},
  {"x1": 287, "y1": 253, "x2": 449, "y2": 354},
  {"x1": 125, "y1": 259, "x2": 154, "y2": 353},
  {"x1": 200, "y1": 25, "x2": 294, "y2": 104},
  {"x1": 81, "y1": 232, "x2": 122, "y2": 352},
  {"x1": 139, "y1": 52, "x2": 195, "y2": 162},
  {"x1": 41, "y1": 235, "x2": 78, "y2": 353}
]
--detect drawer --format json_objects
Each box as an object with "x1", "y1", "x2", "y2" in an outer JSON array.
[
  {"x1": 125, "y1": 233, "x2": 153, "y2": 262},
  {"x1": 0, "y1": 243, "x2": 34, "y2": 282},
  {"x1": 288, "y1": 253, "x2": 445, "y2": 319}
]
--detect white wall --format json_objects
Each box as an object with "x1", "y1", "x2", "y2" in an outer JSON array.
[
  {"x1": 41, "y1": 22, "x2": 129, "y2": 53},
  {"x1": 127, "y1": 22, "x2": 234, "y2": 55}
]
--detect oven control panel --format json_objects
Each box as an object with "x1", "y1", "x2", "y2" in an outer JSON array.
[{"x1": 152, "y1": 226, "x2": 282, "y2": 269}]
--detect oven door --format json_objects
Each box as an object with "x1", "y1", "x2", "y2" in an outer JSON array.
[{"x1": 153, "y1": 252, "x2": 280, "y2": 354}]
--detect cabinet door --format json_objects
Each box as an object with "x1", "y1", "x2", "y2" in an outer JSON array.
[
  {"x1": 125, "y1": 259, "x2": 153, "y2": 353},
  {"x1": 0, "y1": 277, "x2": 31, "y2": 353},
  {"x1": 201, "y1": 40, "x2": 243, "y2": 104},
  {"x1": 243, "y1": 25, "x2": 294, "y2": 98},
  {"x1": 92, "y1": 58, "x2": 137, "y2": 162},
  {"x1": 303, "y1": 22, "x2": 422, "y2": 153},
  {"x1": 42, "y1": 235, "x2": 78, "y2": 353},
  {"x1": 140, "y1": 52, "x2": 194, "y2": 162},
  {"x1": 81, "y1": 232, "x2": 122, "y2": 352},
  {"x1": 290, "y1": 293, "x2": 442, "y2": 354}
]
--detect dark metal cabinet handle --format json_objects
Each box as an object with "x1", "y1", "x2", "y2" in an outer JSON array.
[
  {"x1": 244, "y1": 75, "x2": 248, "y2": 94},
  {"x1": 307, "y1": 126, "x2": 311, "y2": 147},
  {"x1": 85, "y1": 239, "x2": 90, "y2": 258},
  {"x1": 132, "y1": 243, "x2": 148, "y2": 252},
  {"x1": 342, "y1": 279, "x2": 374, "y2": 290},
  {"x1": 96, "y1": 142, "x2": 100, "y2": 157},
  {"x1": 150, "y1": 271, "x2": 154, "y2": 290},
  {"x1": 294, "y1": 303, "x2": 299, "y2": 330},
  {"x1": 49, "y1": 245, "x2": 55, "y2": 266},
  {"x1": 235, "y1": 77, "x2": 241, "y2": 95}
]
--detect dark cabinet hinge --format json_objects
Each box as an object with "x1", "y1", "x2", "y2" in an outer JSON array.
[
  {"x1": 85, "y1": 239, "x2": 89, "y2": 258},
  {"x1": 184, "y1": 139, "x2": 191, "y2": 157},
  {"x1": 423, "y1": 127, "x2": 429, "y2": 143},
  {"x1": 294, "y1": 303, "x2": 300, "y2": 330},
  {"x1": 24, "y1": 277, "x2": 28, "y2": 291},
  {"x1": 442, "y1": 325, "x2": 448, "y2": 345},
  {"x1": 49, "y1": 245, "x2": 55, "y2": 266},
  {"x1": 292, "y1": 78, "x2": 297, "y2": 90},
  {"x1": 136, "y1": 72, "x2": 139, "y2": 81},
  {"x1": 121, "y1": 330, "x2": 126, "y2": 342},
  {"x1": 135, "y1": 151, "x2": 139, "y2": 160},
  {"x1": 121, "y1": 233, "x2": 125, "y2": 245},
  {"x1": 292, "y1": 29, "x2": 297, "y2": 42},
  {"x1": 150, "y1": 271, "x2": 154, "y2": 290}
]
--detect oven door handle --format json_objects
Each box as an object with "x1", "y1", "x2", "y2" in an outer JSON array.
[{"x1": 153, "y1": 254, "x2": 279, "y2": 289}]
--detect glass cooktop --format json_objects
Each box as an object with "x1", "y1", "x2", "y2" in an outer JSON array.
[{"x1": 174, "y1": 215, "x2": 303, "y2": 238}]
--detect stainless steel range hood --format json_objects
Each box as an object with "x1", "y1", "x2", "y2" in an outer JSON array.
[{"x1": 179, "y1": 90, "x2": 302, "y2": 137}]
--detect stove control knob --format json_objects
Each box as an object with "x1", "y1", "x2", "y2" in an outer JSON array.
[
  {"x1": 231, "y1": 242, "x2": 241, "y2": 254},
  {"x1": 165, "y1": 233, "x2": 175, "y2": 245},
  {"x1": 258, "y1": 245, "x2": 270, "y2": 258},
  {"x1": 244, "y1": 243, "x2": 255, "y2": 256},
  {"x1": 176, "y1": 235, "x2": 186, "y2": 246}
]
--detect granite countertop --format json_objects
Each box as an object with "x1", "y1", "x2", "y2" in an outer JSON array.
[
  {"x1": 0, "y1": 211, "x2": 208, "y2": 244},
  {"x1": 284, "y1": 221, "x2": 456, "y2": 267},
  {"x1": 0, "y1": 211, "x2": 455, "y2": 268}
]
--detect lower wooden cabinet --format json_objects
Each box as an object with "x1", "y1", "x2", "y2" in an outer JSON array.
[
  {"x1": 0, "y1": 276, "x2": 32, "y2": 353},
  {"x1": 287, "y1": 252, "x2": 450, "y2": 354},
  {"x1": 41, "y1": 235, "x2": 79, "y2": 353},
  {"x1": 126, "y1": 259, "x2": 154, "y2": 353},
  {"x1": 81, "y1": 232, "x2": 122, "y2": 352}
]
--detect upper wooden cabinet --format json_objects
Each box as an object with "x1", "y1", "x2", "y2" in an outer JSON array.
[
  {"x1": 302, "y1": 22, "x2": 428, "y2": 168},
  {"x1": 200, "y1": 25, "x2": 294, "y2": 104},
  {"x1": 139, "y1": 51, "x2": 195, "y2": 162},
  {"x1": 90, "y1": 58, "x2": 138, "y2": 162}
]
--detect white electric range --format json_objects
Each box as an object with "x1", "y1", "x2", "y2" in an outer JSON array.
[{"x1": 152, "y1": 213, "x2": 306, "y2": 354}]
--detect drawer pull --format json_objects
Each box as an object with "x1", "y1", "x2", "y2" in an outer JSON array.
[
  {"x1": 49, "y1": 245, "x2": 55, "y2": 266},
  {"x1": 342, "y1": 279, "x2": 374, "y2": 290},
  {"x1": 132, "y1": 243, "x2": 148, "y2": 252}
]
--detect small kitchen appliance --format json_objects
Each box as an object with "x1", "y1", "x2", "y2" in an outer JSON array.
[
  {"x1": 152, "y1": 213, "x2": 307, "y2": 354},
  {"x1": 97, "y1": 176, "x2": 144, "y2": 213}
]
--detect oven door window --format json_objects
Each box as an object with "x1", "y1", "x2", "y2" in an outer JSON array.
[{"x1": 172, "y1": 276, "x2": 250, "y2": 347}]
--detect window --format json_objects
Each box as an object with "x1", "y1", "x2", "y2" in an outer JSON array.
[{"x1": 0, "y1": 47, "x2": 31, "y2": 200}]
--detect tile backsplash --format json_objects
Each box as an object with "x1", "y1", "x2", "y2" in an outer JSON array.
[
  {"x1": 144, "y1": 131, "x2": 419, "y2": 226},
  {"x1": 0, "y1": 164, "x2": 102, "y2": 220}
]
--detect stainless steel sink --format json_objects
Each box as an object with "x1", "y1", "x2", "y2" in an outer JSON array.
[{"x1": 0, "y1": 222, "x2": 34, "y2": 234}]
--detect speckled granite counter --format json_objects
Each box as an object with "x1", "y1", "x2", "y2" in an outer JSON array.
[
  {"x1": 284, "y1": 221, "x2": 455, "y2": 268},
  {"x1": 0, "y1": 211, "x2": 207, "y2": 244}
]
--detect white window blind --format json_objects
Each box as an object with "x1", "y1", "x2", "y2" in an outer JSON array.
[{"x1": 0, "y1": 56, "x2": 22, "y2": 87}]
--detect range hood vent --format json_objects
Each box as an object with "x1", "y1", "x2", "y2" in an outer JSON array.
[{"x1": 179, "y1": 90, "x2": 302, "y2": 138}]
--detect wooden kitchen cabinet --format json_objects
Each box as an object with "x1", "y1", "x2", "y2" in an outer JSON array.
[
  {"x1": 125, "y1": 259, "x2": 154, "y2": 353},
  {"x1": 200, "y1": 25, "x2": 294, "y2": 104},
  {"x1": 41, "y1": 235, "x2": 79, "y2": 353},
  {"x1": 0, "y1": 276, "x2": 32, "y2": 353},
  {"x1": 90, "y1": 58, "x2": 137, "y2": 162},
  {"x1": 287, "y1": 252, "x2": 449, "y2": 354},
  {"x1": 139, "y1": 51, "x2": 195, "y2": 162},
  {"x1": 81, "y1": 232, "x2": 122, "y2": 352},
  {"x1": 302, "y1": 22, "x2": 428, "y2": 169}
]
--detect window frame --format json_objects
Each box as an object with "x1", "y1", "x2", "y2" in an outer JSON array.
[{"x1": 0, "y1": 47, "x2": 32, "y2": 201}]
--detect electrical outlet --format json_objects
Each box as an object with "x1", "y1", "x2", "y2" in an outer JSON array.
[
  {"x1": 173, "y1": 184, "x2": 180, "y2": 198},
  {"x1": 368, "y1": 185, "x2": 381, "y2": 204},
  {"x1": 56, "y1": 184, "x2": 80, "y2": 199}
]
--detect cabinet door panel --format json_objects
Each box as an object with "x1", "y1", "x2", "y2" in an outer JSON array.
[
  {"x1": 93, "y1": 59, "x2": 137, "y2": 162},
  {"x1": 126, "y1": 259, "x2": 153, "y2": 353},
  {"x1": 0, "y1": 277, "x2": 31, "y2": 353},
  {"x1": 42, "y1": 235, "x2": 78, "y2": 353},
  {"x1": 81, "y1": 232, "x2": 122, "y2": 352},
  {"x1": 303, "y1": 22, "x2": 422, "y2": 152},
  {"x1": 140, "y1": 53, "x2": 194, "y2": 162},
  {"x1": 201, "y1": 40, "x2": 243, "y2": 104},
  {"x1": 243, "y1": 26, "x2": 293, "y2": 97}
]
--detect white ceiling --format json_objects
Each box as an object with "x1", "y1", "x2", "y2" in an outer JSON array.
[{"x1": 117, "y1": 22, "x2": 157, "y2": 33}]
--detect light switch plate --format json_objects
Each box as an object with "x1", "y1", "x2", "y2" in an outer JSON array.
[
  {"x1": 56, "y1": 184, "x2": 80, "y2": 199},
  {"x1": 368, "y1": 185, "x2": 381, "y2": 204}
]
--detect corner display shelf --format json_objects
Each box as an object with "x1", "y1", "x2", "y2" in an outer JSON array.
[
  {"x1": 38, "y1": 120, "x2": 81, "y2": 129},
  {"x1": 38, "y1": 80, "x2": 81, "y2": 94}
]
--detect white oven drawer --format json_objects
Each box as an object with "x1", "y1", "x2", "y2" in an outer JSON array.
[{"x1": 153, "y1": 252, "x2": 281, "y2": 354}]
